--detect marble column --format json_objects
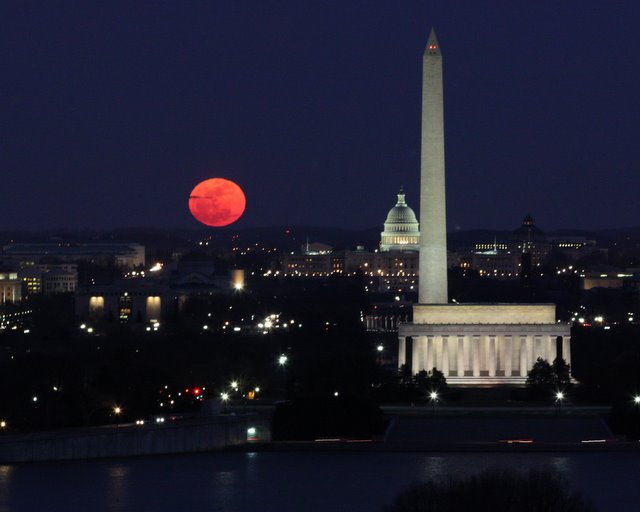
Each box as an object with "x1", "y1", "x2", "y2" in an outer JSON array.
[
  {"x1": 527, "y1": 335, "x2": 535, "y2": 368},
  {"x1": 519, "y1": 335, "x2": 528, "y2": 377},
  {"x1": 434, "y1": 336, "x2": 442, "y2": 371},
  {"x1": 520, "y1": 336, "x2": 535, "y2": 377},
  {"x1": 479, "y1": 335, "x2": 486, "y2": 374},
  {"x1": 504, "y1": 335, "x2": 513, "y2": 377},
  {"x1": 562, "y1": 336, "x2": 571, "y2": 365},
  {"x1": 546, "y1": 335, "x2": 556, "y2": 362},
  {"x1": 497, "y1": 335, "x2": 505, "y2": 376},
  {"x1": 488, "y1": 335, "x2": 497, "y2": 377},
  {"x1": 457, "y1": 335, "x2": 465, "y2": 377},
  {"x1": 398, "y1": 336, "x2": 406, "y2": 368},
  {"x1": 534, "y1": 336, "x2": 543, "y2": 362},
  {"x1": 442, "y1": 336, "x2": 450, "y2": 376},
  {"x1": 412, "y1": 336, "x2": 423, "y2": 374},
  {"x1": 463, "y1": 336, "x2": 471, "y2": 376},
  {"x1": 426, "y1": 336, "x2": 434, "y2": 371},
  {"x1": 472, "y1": 335, "x2": 480, "y2": 377}
]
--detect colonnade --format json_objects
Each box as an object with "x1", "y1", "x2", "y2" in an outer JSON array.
[{"x1": 398, "y1": 332, "x2": 571, "y2": 381}]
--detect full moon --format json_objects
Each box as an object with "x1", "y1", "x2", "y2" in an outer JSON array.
[{"x1": 188, "y1": 178, "x2": 246, "y2": 227}]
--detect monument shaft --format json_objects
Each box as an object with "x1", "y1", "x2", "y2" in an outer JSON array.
[{"x1": 419, "y1": 30, "x2": 448, "y2": 304}]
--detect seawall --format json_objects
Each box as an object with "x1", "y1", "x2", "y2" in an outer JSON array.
[{"x1": 0, "y1": 414, "x2": 271, "y2": 463}]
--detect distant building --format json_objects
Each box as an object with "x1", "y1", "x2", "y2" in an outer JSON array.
[
  {"x1": 465, "y1": 215, "x2": 602, "y2": 279},
  {"x1": 282, "y1": 252, "x2": 342, "y2": 275},
  {"x1": 581, "y1": 270, "x2": 640, "y2": 291},
  {"x1": 76, "y1": 280, "x2": 172, "y2": 326},
  {"x1": 43, "y1": 268, "x2": 78, "y2": 294},
  {"x1": 0, "y1": 272, "x2": 22, "y2": 303},
  {"x1": 345, "y1": 249, "x2": 418, "y2": 292},
  {"x1": 380, "y1": 187, "x2": 420, "y2": 251},
  {"x1": 470, "y1": 250, "x2": 521, "y2": 279},
  {"x1": 18, "y1": 264, "x2": 78, "y2": 296},
  {"x1": 279, "y1": 187, "x2": 421, "y2": 291},
  {"x1": 2, "y1": 242, "x2": 145, "y2": 268}
]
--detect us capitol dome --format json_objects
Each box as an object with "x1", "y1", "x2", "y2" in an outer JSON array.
[{"x1": 380, "y1": 187, "x2": 420, "y2": 251}]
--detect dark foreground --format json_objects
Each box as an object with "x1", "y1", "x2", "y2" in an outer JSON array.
[{"x1": 1, "y1": 450, "x2": 637, "y2": 511}]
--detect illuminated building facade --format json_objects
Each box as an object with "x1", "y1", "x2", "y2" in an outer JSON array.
[
  {"x1": 398, "y1": 30, "x2": 571, "y2": 385},
  {"x1": 380, "y1": 187, "x2": 420, "y2": 251},
  {"x1": 75, "y1": 281, "x2": 171, "y2": 327},
  {"x1": 0, "y1": 273, "x2": 22, "y2": 303},
  {"x1": 18, "y1": 264, "x2": 78, "y2": 296}
]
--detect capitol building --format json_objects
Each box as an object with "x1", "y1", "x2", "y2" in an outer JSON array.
[{"x1": 379, "y1": 187, "x2": 420, "y2": 252}]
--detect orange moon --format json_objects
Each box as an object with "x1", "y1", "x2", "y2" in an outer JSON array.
[{"x1": 188, "y1": 178, "x2": 246, "y2": 227}]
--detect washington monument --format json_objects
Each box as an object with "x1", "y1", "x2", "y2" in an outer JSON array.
[
  {"x1": 419, "y1": 28, "x2": 448, "y2": 304},
  {"x1": 401, "y1": 29, "x2": 571, "y2": 385}
]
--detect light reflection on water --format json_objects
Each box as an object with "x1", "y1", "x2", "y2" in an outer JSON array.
[
  {"x1": 0, "y1": 465, "x2": 12, "y2": 512},
  {"x1": 107, "y1": 464, "x2": 129, "y2": 512},
  {"x1": 0, "y1": 452, "x2": 638, "y2": 512}
]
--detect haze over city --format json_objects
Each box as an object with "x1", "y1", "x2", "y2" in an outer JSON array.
[{"x1": 3, "y1": 1, "x2": 640, "y2": 231}]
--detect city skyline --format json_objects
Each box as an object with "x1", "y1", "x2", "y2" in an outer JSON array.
[{"x1": 3, "y1": 1, "x2": 640, "y2": 231}]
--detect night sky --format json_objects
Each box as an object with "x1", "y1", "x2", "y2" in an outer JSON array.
[{"x1": 3, "y1": 1, "x2": 640, "y2": 232}]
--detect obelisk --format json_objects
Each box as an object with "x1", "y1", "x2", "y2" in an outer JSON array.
[{"x1": 418, "y1": 28, "x2": 448, "y2": 304}]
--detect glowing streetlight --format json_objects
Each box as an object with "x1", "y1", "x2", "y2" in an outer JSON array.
[
  {"x1": 0, "y1": 421, "x2": 6, "y2": 429},
  {"x1": 555, "y1": 391, "x2": 565, "y2": 414},
  {"x1": 429, "y1": 391, "x2": 439, "y2": 415},
  {"x1": 377, "y1": 344, "x2": 384, "y2": 352},
  {"x1": 113, "y1": 406, "x2": 122, "y2": 415},
  {"x1": 221, "y1": 392, "x2": 229, "y2": 413},
  {"x1": 633, "y1": 395, "x2": 640, "y2": 405},
  {"x1": 278, "y1": 355, "x2": 288, "y2": 366},
  {"x1": 231, "y1": 381, "x2": 239, "y2": 391}
]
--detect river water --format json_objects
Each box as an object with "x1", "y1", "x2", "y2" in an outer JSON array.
[{"x1": 0, "y1": 451, "x2": 638, "y2": 511}]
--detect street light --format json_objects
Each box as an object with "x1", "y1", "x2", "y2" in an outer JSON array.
[
  {"x1": 278, "y1": 355, "x2": 288, "y2": 366},
  {"x1": 220, "y1": 392, "x2": 229, "y2": 413},
  {"x1": 633, "y1": 395, "x2": 640, "y2": 406},
  {"x1": 113, "y1": 406, "x2": 122, "y2": 427},
  {"x1": 0, "y1": 420, "x2": 6, "y2": 429},
  {"x1": 231, "y1": 381, "x2": 239, "y2": 391},
  {"x1": 377, "y1": 344, "x2": 384, "y2": 352},
  {"x1": 555, "y1": 391, "x2": 564, "y2": 414},
  {"x1": 429, "y1": 391, "x2": 439, "y2": 415}
]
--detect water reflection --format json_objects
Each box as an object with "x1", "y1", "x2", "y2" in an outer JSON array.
[
  {"x1": 419, "y1": 456, "x2": 445, "y2": 481},
  {"x1": 0, "y1": 452, "x2": 636, "y2": 512},
  {"x1": 0, "y1": 465, "x2": 13, "y2": 509},
  {"x1": 107, "y1": 464, "x2": 129, "y2": 512},
  {"x1": 212, "y1": 469, "x2": 237, "y2": 510},
  {"x1": 550, "y1": 456, "x2": 571, "y2": 476}
]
